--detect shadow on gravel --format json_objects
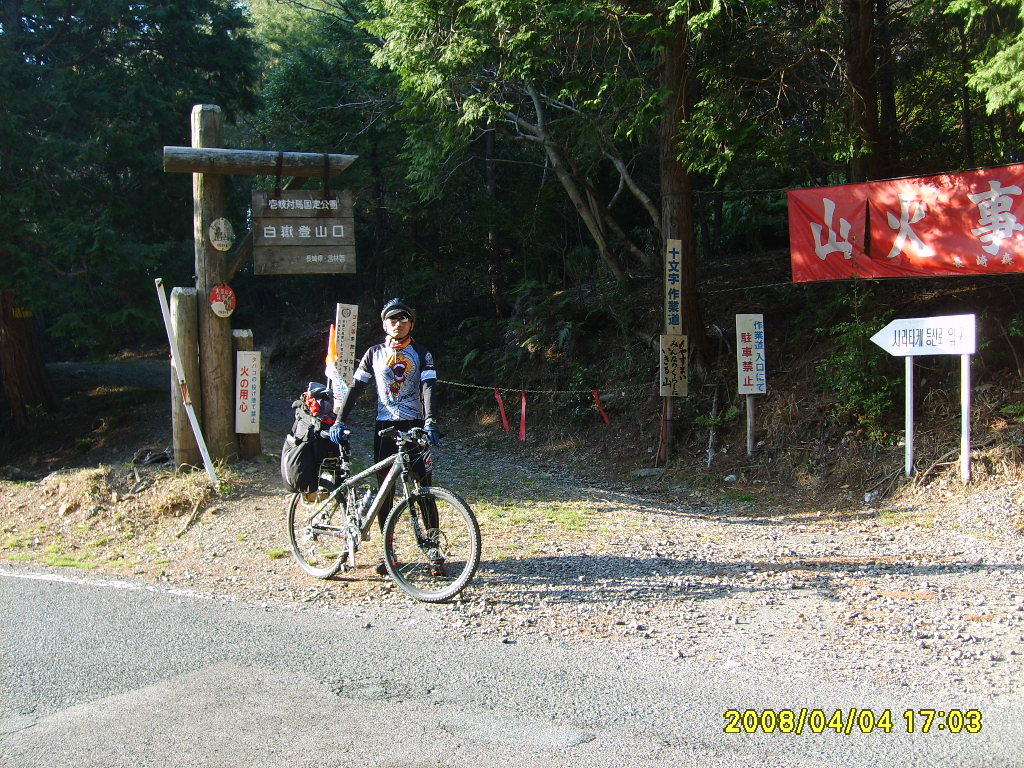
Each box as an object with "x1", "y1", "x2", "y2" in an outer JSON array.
[{"x1": 476, "y1": 554, "x2": 1024, "y2": 608}]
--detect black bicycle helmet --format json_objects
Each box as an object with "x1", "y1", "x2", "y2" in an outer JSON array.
[{"x1": 381, "y1": 298, "x2": 416, "y2": 321}]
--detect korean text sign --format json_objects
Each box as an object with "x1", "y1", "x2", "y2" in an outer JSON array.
[
  {"x1": 870, "y1": 314, "x2": 976, "y2": 357},
  {"x1": 789, "y1": 163, "x2": 1024, "y2": 282}
]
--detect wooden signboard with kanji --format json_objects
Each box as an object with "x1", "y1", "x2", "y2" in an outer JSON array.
[{"x1": 252, "y1": 190, "x2": 355, "y2": 275}]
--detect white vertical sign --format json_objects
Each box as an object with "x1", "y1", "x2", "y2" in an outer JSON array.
[
  {"x1": 664, "y1": 238, "x2": 683, "y2": 334},
  {"x1": 333, "y1": 303, "x2": 359, "y2": 381},
  {"x1": 235, "y1": 350, "x2": 261, "y2": 434},
  {"x1": 736, "y1": 314, "x2": 767, "y2": 395}
]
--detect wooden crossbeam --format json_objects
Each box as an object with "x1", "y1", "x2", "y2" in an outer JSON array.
[{"x1": 163, "y1": 146, "x2": 357, "y2": 176}]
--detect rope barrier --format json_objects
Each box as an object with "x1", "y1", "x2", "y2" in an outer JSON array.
[
  {"x1": 438, "y1": 379, "x2": 613, "y2": 439},
  {"x1": 438, "y1": 379, "x2": 616, "y2": 396}
]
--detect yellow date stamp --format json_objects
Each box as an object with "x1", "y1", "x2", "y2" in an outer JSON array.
[{"x1": 723, "y1": 708, "x2": 983, "y2": 735}]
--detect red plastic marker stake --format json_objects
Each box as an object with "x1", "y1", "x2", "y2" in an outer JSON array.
[
  {"x1": 519, "y1": 391, "x2": 527, "y2": 441},
  {"x1": 494, "y1": 388, "x2": 510, "y2": 432}
]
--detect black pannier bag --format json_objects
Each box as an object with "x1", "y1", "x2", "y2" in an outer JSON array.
[{"x1": 280, "y1": 382, "x2": 339, "y2": 493}]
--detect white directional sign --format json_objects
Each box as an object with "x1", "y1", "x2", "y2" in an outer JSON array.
[
  {"x1": 870, "y1": 314, "x2": 975, "y2": 356},
  {"x1": 869, "y1": 313, "x2": 976, "y2": 482}
]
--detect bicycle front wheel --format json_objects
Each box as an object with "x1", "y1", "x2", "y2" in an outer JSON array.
[
  {"x1": 382, "y1": 487, "x2": 481, "y2": 602},
  {"x1": 286, "y1": 492, "x2": 345, "y2": 578}
]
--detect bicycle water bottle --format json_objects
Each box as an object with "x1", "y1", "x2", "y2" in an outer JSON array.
[
  {"x1": 317, "y1": 468, "x2": 333, "y2": 492},
  {"x1": 359, "y1": 488, "x2": 373, "y2": 513}
]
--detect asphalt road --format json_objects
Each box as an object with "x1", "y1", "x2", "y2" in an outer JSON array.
[{"x1": 2, "y1": 566, "x2": 1021, "y2": 767}]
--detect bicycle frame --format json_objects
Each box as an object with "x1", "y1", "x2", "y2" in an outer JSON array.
[
  {"x1": 303, "y1": 433, "x2": 423, "y2": 546},
  {"x1": 287, "y1": 426, "x2": 481, "y2": 600},
  {"x1": 345, "y1": 448, "x2": 419, "y2": 539}
]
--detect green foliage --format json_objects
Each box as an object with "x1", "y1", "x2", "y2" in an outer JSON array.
[
  {"x1": 3, "y1": 0, "x2": 1023, "y2": 442},
  {"x1": 948, "y1": 0, "x2": 1024, "y2": 124},
  {"x1": 1000, "y1": 404, "x2": 1024, "y2": 424},
  {"x1": 361, "y1": 0, "x2": 670, "y2": 281},
  {"x1": 0, "y1": 0, "x2": 260, "y2": 355},
  {"x1": 1007, "y1": 313, "x2": 1024, "y2": 338},
  {"x1": 695, "y1": 406, "x2": 740, "y2": 429},
  {"x1": 813, "y1": 285, "x2": 899, "y2": 442}
]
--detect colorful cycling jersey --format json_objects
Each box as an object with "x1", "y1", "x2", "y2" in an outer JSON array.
[{"x1": 351, "y1": 339, "x2": 437, "y2": 421}]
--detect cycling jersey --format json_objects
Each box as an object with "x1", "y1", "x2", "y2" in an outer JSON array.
[{"x1": 339, "y1": 338, "x2": 436, "y2": 422}]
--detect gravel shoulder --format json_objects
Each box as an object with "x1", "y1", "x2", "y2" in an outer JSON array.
[{"x1": 2, "y1": 360, "x2": 1023, "y2": 703}]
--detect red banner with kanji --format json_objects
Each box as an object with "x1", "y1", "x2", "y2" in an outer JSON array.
[{"x1": 789, "y1": 163, "x2": 1024, "y2": 282}]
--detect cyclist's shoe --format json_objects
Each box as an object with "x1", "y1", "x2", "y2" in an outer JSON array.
[
  {"x1": 375, "y1": 557, "x2": 398, "y2": 576},
  {"x1": 429, "y1": 559, "x2": 447, "y2": 577}
]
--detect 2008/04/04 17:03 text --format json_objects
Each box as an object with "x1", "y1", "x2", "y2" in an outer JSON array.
[{"x1": 723, "y1": 708, "x2": 983, "y2": 735}]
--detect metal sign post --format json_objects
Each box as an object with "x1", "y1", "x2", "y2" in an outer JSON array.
[{"x1": 870, "y1": 314, "x2": 976, "y2": 480}]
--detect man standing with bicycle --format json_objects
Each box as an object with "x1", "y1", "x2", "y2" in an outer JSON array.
[{"x1": 328, "y1": 298, "x2": 443, "y2": 575}]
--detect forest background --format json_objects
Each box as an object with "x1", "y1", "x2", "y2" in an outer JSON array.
[{"x1": 4, "y1": 0, "x2": 1024, "y2": 500}]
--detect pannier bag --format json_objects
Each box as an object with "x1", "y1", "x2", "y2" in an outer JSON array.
[{"x1": 280, "y1": 382, "x2": 339, "y2": 493}]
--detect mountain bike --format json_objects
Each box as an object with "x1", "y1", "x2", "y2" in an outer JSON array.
[{"x1": 286, "y1": 426, "x2": 481, "y2": 603}]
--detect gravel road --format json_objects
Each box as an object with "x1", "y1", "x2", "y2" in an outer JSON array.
[
  {"x1": 3, "y1": 359, "x2": 1024, "y2": 763},
  {"x1": 2, "y1": 564, "x2": 1022, "y2": 767}
]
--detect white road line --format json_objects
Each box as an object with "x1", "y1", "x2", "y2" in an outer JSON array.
[{"x1": 0, "y1": 567, "x2": 210, "y2": 600}]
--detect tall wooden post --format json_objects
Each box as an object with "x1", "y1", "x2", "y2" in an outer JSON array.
[
  {"x1": 0, "y1": 290, "x2": 54, "y2": 430},
  {"x1": 163, "y1": 109, "x2": 358, "y2": 466},
  {"x1": 191, "y1": 104, "x2": 236, "y2": 461}
]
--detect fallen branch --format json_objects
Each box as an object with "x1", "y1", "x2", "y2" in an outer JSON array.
[{"x1": 177, "y1": 499, "x2": 204, "y2": 538}]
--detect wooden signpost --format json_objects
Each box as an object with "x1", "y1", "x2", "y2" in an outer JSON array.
[
  {"x1": 162, "y1": 104, "x2": 358, "y2": 464},
  {"x1": 252, "y1": 190, "x2": 356, "y2": 275},
  {"x1": 658, "y1": 238, "x2": 688, "y2": 463}
]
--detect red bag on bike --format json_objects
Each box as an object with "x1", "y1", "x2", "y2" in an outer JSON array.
[{"x1": 280, "y1": 383, "x2": 338, "y2": 493}]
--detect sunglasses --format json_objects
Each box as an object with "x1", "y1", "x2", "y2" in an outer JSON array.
[{"x1": 387, "y1": 313, "x2": 411, "y2": 322}]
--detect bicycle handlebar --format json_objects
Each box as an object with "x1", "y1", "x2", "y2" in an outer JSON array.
[
  {"x1": 316, "y1": 424, "x2": 428, "y2": 447},
  {"x1": 316, "y1": 426, "x2": 350, "y2": 442},
  {"x1": 377, "y1": 425, "x2": 429, "y2": 445}
]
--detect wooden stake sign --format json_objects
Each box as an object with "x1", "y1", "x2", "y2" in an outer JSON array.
[{"x1": 659, "y1": 334, "x2": 688, "y2": 397}]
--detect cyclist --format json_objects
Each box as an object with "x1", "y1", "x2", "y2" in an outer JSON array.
[{"x1": 328, "y1": 298, "x2": 443, "y2": 575}]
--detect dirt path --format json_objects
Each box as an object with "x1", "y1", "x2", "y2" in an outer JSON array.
[{"x1": 2, "y1": 359, "x2": 1023, "y2": 701}]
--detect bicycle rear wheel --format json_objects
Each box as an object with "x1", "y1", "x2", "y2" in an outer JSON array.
[
  {"x1": 286, "y1": 492, "x2": 346, "y2": 578},
  {"x1": 382, "y1": 487, "x2": 481, "y2": 602}
]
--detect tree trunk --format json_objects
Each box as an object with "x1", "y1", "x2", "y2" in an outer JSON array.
[
  {"x1": 845, "y1": 0, "x2": 881, "y2": 182},
  {"x1": 191, "y1": 104, "x2": 236, "y2": 462},
  {"x1": 484, "y1": 126, "x2": 505, "y2": 315},
  {"x1": 875, "y1": 0, "x2": 900, "y2": 177},
  {"x1": 659, "y1": 16, "x2": 707, "y2": 369},
  {"x1": 0, "y1": 290, "x2": 54, "y2": 432}
]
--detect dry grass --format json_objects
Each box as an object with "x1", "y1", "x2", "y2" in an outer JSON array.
[{"x1": 0, "y1": 462, "x2": 234, "y2": 571}]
